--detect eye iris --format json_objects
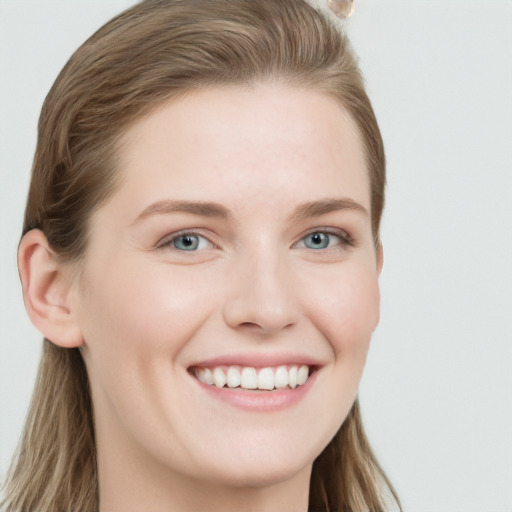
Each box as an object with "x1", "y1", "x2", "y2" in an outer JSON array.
[
  {"x1": 306, "y1": 232, "x2": 329, "y2": 249},
  {"x1": 174, "y1": 235, "x2": 199, "y2": 250}
]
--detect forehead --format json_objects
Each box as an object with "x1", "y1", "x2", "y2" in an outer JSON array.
[{"x1": 108, "y1": 83, "x2": 369, "y2": 220}]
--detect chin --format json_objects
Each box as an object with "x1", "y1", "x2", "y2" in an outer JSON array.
[
  {"x1": 187, "y1": 440, "x2": 317, "y2": 490},
  {"x1": 207, "y1": 460, "x2": 311, "y2": 490}
]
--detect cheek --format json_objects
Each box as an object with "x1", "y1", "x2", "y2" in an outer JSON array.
[
  {"x1": 300, "y1": 263, "x2": 380, "y2": 357},
  {"x1": 296, "y1": 263, "x2": 380, "y2": 441},
  {"x1": 76, "y1": 260, "x2": 222, "y2": 439},
  {"x1": 77, "y1": 260, "x2": 219, "y2": 370}
]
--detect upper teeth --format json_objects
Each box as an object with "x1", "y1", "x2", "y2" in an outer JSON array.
[{"x1": 193, "y1": 365, "x2": 310, "y2": 390}]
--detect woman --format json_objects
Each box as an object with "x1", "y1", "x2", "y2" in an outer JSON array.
[{"x1": 2, "y1": 0, "x2": 401, "y2": 511}]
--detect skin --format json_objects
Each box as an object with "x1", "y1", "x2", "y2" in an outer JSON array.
[{"x1": 20, "y1": 83, "x2": 383, "y2": 512}]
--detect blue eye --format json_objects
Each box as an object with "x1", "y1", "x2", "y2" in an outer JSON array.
[
  {"x1": 171, "y1": 234, "x2": 209, "y2": 251},
  {"x1": 303, "y1": 232, "x2": 332, "y2": 249},
  {"x1": 297, "y1": 230, "x2": 351, "y2": 250}
]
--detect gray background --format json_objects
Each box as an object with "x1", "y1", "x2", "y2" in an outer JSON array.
[{"x1": 1, "y1": 1, "x2": 511, "y2": 510}]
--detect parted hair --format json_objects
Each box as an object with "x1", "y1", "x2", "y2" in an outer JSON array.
[{"x1": 2, "y1": 1, "x2": 400, "y2": 511}]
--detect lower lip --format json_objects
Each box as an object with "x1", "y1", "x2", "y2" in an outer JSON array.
[{"x1": 190, "y1": 370, "x2": 319, "y2": 412}]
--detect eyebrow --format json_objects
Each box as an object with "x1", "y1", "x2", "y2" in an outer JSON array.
[
  {"x1": 133, "y1": 197, "x2": 367, "y2": 225},
  {"x1": 288, "y1": 198, "x2": 368, "y2": 221},
  {"x1": 133, "y1": 200, "x2": 232, "y2": 224}
]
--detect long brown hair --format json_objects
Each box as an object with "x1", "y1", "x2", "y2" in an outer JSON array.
[{"x1": 2, "y1": 1, "x2": 400, "y2": 510}]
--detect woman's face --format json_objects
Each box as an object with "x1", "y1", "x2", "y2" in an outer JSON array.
[{"x1": 74, "y1": 83, "x2": 382, "y2": 490}]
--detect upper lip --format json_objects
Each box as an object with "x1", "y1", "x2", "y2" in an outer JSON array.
[{"x1": 188, "y1": 353, "x2": 325, "y2": 370}]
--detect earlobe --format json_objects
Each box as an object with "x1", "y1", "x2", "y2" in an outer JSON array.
[
  {"x1": 376, "y1": 243, "x2": 384, "y2": 275},
  {"x1": 18, "y1": 229, "x2": 83, "y2": 348}
]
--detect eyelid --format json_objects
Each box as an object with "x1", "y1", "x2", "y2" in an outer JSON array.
[
  {"x1": 156, "y1": 229, "x2": 217, "y2": 251},
  {"x1": 293, "y1": 227, "x2": 354, "y2": 249},
  {"x1": 154, "y1": 226, "x2": 354, "y2": 252}
]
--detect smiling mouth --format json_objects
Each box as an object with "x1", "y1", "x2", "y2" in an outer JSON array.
[{"x1": 190, "y1": 365, "x2": 312, "y2": 391}]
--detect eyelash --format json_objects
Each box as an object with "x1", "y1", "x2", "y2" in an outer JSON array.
[
  {"x1": 156, "y1": 227, "x2": 354, "y2": 253},
  {"x1": 294, "y1": 228, "x2": 354, "y2": 250},
  {"x1": 156, "y1": 230, "x2": 215, "y2": 252}
]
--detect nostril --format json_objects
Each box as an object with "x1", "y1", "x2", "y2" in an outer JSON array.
[
  {"x1": 222, "y1": 264, "x2": 300, "y2": 333},
  {"x1": 236, "y1": 319, "x2": 295, "y2": 335}
]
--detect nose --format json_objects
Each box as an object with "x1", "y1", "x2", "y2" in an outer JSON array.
[{"x1": 222, "y1": 248, "x2": 300, "y2": 335}]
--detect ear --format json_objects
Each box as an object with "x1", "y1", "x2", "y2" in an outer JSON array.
[
  {"x1": 376, "y1": 242, "x2": 384, "y2": 275},
  {"x1": 18, "y1": 229, "x2": 83, "y2": 348}
]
